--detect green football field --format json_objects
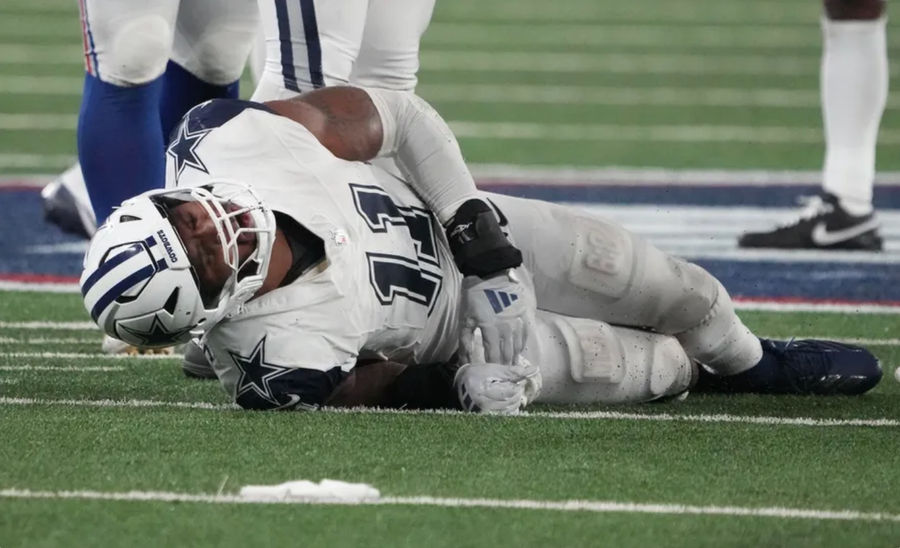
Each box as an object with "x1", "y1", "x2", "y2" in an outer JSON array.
[{"x1": 2, "y1": 0, "x2": 900, "y2": 546}]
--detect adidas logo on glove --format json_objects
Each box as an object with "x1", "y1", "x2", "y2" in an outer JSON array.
[{"x1": 483, "y1": 289, "x2": 519, "y2": 313}]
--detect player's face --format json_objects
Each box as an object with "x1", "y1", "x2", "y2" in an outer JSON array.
[{"x1": 168, "y1": 201, "x2": 258, "y2": 303}]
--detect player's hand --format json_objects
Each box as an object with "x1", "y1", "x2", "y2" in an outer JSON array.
[
  {"x1": 458, "y1": 267, "x2": 536, "y2": 365},
  {"x1": 453, "y1": 359, "x2": 542, "y2": 414}
]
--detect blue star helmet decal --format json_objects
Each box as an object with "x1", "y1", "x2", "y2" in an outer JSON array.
[
  {"x1": 118, "y1": 314, "x2": 196, "y2": 347},
  {"x1": 227, "y1": 337, "x2": 347, "y2": 411},
  {"x1": 167, "y1": 119, "x2": 211, "y2": 183}
]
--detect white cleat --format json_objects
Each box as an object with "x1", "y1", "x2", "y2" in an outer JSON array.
[
  {"x1": 101, "y1": 334, "x2": 177, "y2": 356},
  {"x1": 41, "y1": 164, "x2": 97, "y2": 239}
]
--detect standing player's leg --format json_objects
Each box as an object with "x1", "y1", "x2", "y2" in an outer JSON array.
[
  {"x1": 76, "y1": 0, "x2": 179, "y2": 224},
  {"x1": 250, "y1": 0, "x2": 369, "y2": 101},
  {"x1": 489, "y1": 193, "x2": 882, "y2": 395},
  {"x1": 738, "y1": 0, "x2": 887, "y2": 251},
  {"x1": 161, "y1": 0, "x2": 259, "y2": 138},
  {"x1": 349, "y1": 0, "x2": 436, "y2": 92}
]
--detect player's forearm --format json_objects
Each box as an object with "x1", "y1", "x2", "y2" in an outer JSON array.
[
  {"x1": 326, "y1": 360, "x2": 408, "y2": 408},
  {"x1": 326, "y1": 360, "x2": 462, "y2": 411}
]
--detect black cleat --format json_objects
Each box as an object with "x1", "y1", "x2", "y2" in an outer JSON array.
[
  {"x1": 759, "y1": 338, "x2": 882, "y2": 395},
  {"x1": 694, "y1": 338, "x2": 882, "y2": 396},
  {"x1": 738, "y1": 193, "x2": 882, "y2": 251}
]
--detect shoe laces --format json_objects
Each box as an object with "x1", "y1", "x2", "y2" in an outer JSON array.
[
  {"x1": 770, "y1": 195, "x2": 834, "y2": 230},
  {"x1": 767, "y1": 338, "x2": 834, "y2": 392}
]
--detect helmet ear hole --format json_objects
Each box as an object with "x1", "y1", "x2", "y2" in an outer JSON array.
[{"x1": 163, "y1": 287, "x2": 180, "y2": 315}]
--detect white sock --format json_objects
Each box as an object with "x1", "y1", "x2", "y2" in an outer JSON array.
[{"x1": 820, "y1": 16, "x2": 888, "y2": 216}]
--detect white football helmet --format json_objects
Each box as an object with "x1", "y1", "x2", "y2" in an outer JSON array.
[{"x1": 80, "y1": 181, "x2": 276, "y2": 347}]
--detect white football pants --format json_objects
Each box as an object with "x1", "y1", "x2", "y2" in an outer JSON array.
[{"x1": 251, "y1": 0, "x2": 435, "y2": 101}]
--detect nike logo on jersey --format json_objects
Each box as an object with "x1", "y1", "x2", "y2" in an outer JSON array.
[
  {"x1": 810, "y1": 218, "x2": 879, "y2": 246},
  {"x1": 484, "y1": 289, "x2": 519, "y2": 313}
]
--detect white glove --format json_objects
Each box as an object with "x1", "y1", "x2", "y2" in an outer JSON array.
[
  {"x1": 453, "y1": 358, "x2": 542, "y2": 414},
  {"x1": 458, "y1": 267, "x2": 536, "y2": 365}
]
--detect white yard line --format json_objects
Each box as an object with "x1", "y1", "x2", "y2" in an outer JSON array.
[
  {"x1": 8, "y1": 168, "x2": 900, "y2": 188},
  {"x1": 421, "y1": 51, "x2": 900, "y2": 77},
  {"x1": 1, "y1": 335, "x2": 896, "y2": 347},
  {"x1": 0, "y1": 321, "x2": 97, "y2": 330},
  {"x1": 10, "y1": 110, "x2": 900, "y2": 146},
  {"x1": 0, "y1": 365, "x2": 123, "y2": 372},
  {"x1": 0, "y1": 153, "x2": 74, "y2": 170},
  {"x1": 1, "y1": 352, "x2": 174, "y2": 360},
  {"x1": 450, "y1": 121, "x2": 900, "y2": 146},
  {"x1": 0, "y1": 281, "x2": 81, "y2": 293},
  {"x1": 420, "y1": 83, "x2": 900, "y2": 110},
  {"x1": 0, "y1": 487, "x2": 897, "y2": 522},
  {"x1": 467, "y1": 164, "x2": 900, "y2": 185},
  {"x1": 0, "y1": 113, "x2": 77, "y2": 130},
  {"x1": 0, "y1": 396, "x2": 896, "y2": 428},
  {"x1": 0, "y1": 337, "x2": 98, "y2": 344}
]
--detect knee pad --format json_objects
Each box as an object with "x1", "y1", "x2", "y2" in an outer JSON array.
[
  {"x1": 530, "y1": 313, "x2": 694, "y2": 405},
  {"x1": 650, "y1": 258, "x2": 719, "y2": 335},
  {"x1": 101, "y1": 15, "x2": 173, "y2": 85}
]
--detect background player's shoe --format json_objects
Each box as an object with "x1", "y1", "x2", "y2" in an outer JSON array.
[
  {"x1": 696, "y1": 338, "x2": 882, "y2": 395},
  {"x1": 101, "y1": 334, "x2": 178, "y2": 356},
  {"x1": 41, "y1": 165, "x2": 96, "y2": 239},
  {"x1": 737, "y1": 193, "x2": 882, "y2": 250},
  {"x1": 182, "y1": 338, "x2": 216, "y2": 379}
]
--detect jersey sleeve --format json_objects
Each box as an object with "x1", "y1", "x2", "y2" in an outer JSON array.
[{"x1": 203, "y1": 316, "x2": 358, "y2": 411}]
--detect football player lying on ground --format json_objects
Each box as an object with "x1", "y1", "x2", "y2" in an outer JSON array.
[{"x1": 80, "y1": 87, "x2": 883, "y2": 412}]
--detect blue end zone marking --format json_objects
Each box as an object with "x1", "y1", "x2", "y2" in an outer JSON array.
[
  {"x1": 89, "y1": 264, "x2": 155, "y2": 321},
  {"x1": 274, "y1": 0, "x2": 299, "y2": 92},
  {"x1": 479, "y1": 184, "x2": 900, "y2": 209},
  {"x1": 80, "y1": 242, "x2": 143, "y2": 296},
  {"x1": 3, "y1": 187, "x2": 899, "y2": 306},
  {"x1": 695, "y1": 259, "x2": 900, "y2": 302},
  {"x1": 299, "y1": 0, "x2": 324, "y2": 88}
]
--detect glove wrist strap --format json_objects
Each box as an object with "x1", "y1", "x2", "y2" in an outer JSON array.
[{"x1": 445, "y1": 199, "x2": 523, "y2": 278}]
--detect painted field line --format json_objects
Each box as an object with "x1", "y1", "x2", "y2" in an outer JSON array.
[
  {"x1": 1, "y1": 488, "x2": 897, "y2": 522},
  {"x1": 8, "y1": 168, "x2": 900, "y2": 188},
  {"x1": 425, "y1": 22, "x2": 824, "y2": 48},
  {"x1": 0, "y1": 352, "x2": 175, "y2": 361},
  {"x1": 0, "y1": 337, "x2": 98, "y2": 344},
  {"x1": 0, "y1": 281, "x2": 81, "y2": 293},
  {"x1": 0, "y1": 321, "x2": 96, "y2": 330},
  {"x1": 421, "y1": 51, "x2": 900, "y2": 77},
  {"x1": 0, "y1": 379, "x2": 18, "y2": 384},
  {"x1": 421, "y1": 83, "x2": 900, "y2": 110},
  {"x1": 733, "y1": 300, "x2": 900, "y2": 314},
  {"x1": 2, "y1": 334, "x2": 896, "y2": 348},
  {"x1": 0, "y1": 113, "x2": 77, "y2": 130},
  {"x1": 0, "y1": 365, "x2": 123, "y2": 372},
  {"x1": 0, "y1": 397, "x2": 233, "y2": 411},
  {"x1": 1, "y1": 397, "x2": 896, "y2": 428},
  {"x1": 450, "y1": 121, "x2": 900, "y2": 146},
  {"x1": 0, "y1": 154, "x2": 73, "y2": 170},
  {"x1": 467, "y1": 164, "x2": 900, "y2": 186}
]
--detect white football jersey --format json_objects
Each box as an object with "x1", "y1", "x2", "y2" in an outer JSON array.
[{"x1": 165, "y1": 99, "x2": 462, "y2": 409}]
